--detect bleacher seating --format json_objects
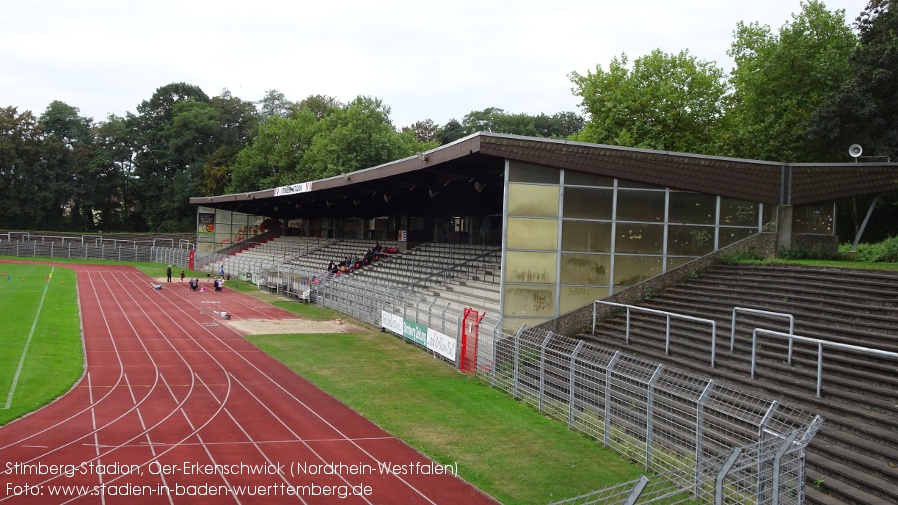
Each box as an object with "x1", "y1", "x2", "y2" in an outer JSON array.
[{"x1": 581, "y1": 264, "x2": 898, "y2": 505}]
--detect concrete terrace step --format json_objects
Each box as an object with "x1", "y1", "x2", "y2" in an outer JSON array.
[{"x1": 581, "y1": 264, "x2": 898, "y2": 505}]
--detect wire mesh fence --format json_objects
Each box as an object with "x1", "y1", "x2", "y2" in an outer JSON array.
[{"x1": 484, "y1": 326, "x2": 823, "y2": 505}]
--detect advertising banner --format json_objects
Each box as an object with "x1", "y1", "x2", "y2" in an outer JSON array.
[
  {"x1": 426, "y1": 329, "x2": 456, "y2": 361},
  {"x1": 402, "y1": 320, "x2": 428, "y2": 346},
  {"x1": 381, "y1": 311, "x2": 404, "y2": 335}
]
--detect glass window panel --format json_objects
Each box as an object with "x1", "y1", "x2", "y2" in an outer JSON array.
[
  {"x1": 667, "y1": 225, "x2": 715, "y2": 256},
  {"x1": 616, "y1": 190, "x2": 665, "y2": 222},
  {"x1": 560, "y1": 286, "x2": 610, "y2": 314},
  {"x1": 563, "y1": 187, "x2": 613, "y2": 219},
  {"x1": 719, "y1": 227, "x2": 757, "y2": 247},
  {"x1": 720, "y1": 197, "x2": 760, "y2": 226},
  {"x1": 615, "y1": 224, "x2": 664, "y2": 254},
  {"x1": 561, "y1": 221, "x2": 613, "y2": 253},
  {"x1": 613, "y1": 255, "x2": 663, "y2": 287},
  {"x1": 508, "y1": 184, "x2": 559, "y2": 217},
  {"x1": 793, "y1": 202, "x2": 834, "y2": 234},
  {"x1": 668, "y1": 192, "x2": 717, "y2": 225},
  {"x1": 504, "y1": 286, "x2": 556, "y2": 317},
  {"x1": 506, "y1": 218, "x2": 558, "y2": 250},
  {"x1": 565, "y1": 171, "x2": 614, "y2": 187},
  {"x1": 508, "y1": 161, "x2": 560, "y2": 184},
  {"x1": 505, "y1": 251, "x2": 557, "y2": 284},
  {"x1": 560, "y1": 253, "x2": 610, "y2": 285}
]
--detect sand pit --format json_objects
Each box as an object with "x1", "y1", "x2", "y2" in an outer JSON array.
[{"x1": 224, "y1": 318, "x2": 361, "y2": 335}]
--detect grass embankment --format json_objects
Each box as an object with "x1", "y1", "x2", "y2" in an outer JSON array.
[{"x1": 0, "y1": 264, "x2": 81, "y2": 425}]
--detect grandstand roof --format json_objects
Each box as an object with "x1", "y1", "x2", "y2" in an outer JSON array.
[{"x1": 189, "y1": 133, "x2": 898, "y2": 219}]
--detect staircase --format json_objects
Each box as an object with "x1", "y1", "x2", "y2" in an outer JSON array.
[{"x1": 578, "y1": 264, "x2": 898, "y2": 505}]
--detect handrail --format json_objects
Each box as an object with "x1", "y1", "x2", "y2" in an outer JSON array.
[
  {"x1": 730, "y1": 307, "x2": 795, "y2": 358},
  {"x1": 593, "y1": 300, "x2": 719, "y2": 368},
  {"x1": 751, "y1": 328, "x2": 898, "y2": 397}
]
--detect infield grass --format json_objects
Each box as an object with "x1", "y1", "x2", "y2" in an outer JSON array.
[{"x1": 0, "y1": 264, "x2": 82, "y2": 425}]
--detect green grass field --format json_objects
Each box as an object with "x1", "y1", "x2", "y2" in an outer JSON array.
[{"x1": 0, "y1": 264, "x2": 82, "y2": 425}]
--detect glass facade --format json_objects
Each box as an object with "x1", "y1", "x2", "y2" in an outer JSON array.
[
  {"x1": 196, "y1": 206, "x2": 264, "y2": 253},
  {"x1": 500, "y1": 160, "x2": 778, "y2": 327}
]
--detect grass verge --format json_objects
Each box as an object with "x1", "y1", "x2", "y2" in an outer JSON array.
[{"x1": 247, "y1": 331, "x2": 643, "y2": 505}]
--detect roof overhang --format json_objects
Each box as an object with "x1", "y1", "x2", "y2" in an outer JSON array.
[{"x1": 190, "y1": 133, "x2": 898, "y2": 219}]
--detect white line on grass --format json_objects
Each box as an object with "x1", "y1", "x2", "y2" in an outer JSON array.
[{"x1": 3, "y1": 266, "x2": 55, "y2": 409}]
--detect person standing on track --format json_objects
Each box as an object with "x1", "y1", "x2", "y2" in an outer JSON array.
[{"x1": 166, "y1": 265, "x2": 172, "y2": 282}]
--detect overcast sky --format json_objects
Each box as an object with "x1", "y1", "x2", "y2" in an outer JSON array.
[{"x1": 1, "y1": 0, "x2": 869, "y2": 129}]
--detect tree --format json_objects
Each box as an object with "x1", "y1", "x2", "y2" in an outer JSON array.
[
  {"x1": 570, "y1": 49, "x2": 727, "y2": 154},
  {"x1": 38, "y1": 101, "x2": 97, "y2": 230},
  {"x1": 257, "y1": 89, "x2": 294, "y2": 120},
  {"x1": 132, "y1": 82, "x2": 211, "y2": 230},
  {"x1": 436, "y1": 119, "x2": 467, "y2": 145},
  {"x1": 725, "y1": 0, "x2": 856, "y2": 162},
  {"x1": 809, "y1": 0, "x2": 897, "y2": 161},
  {"x1": 296, "y1": 94, "x2": 341, "y2": 120},
  {"x1": 92, "y1": 114, "x2": 139, "y2": 230},
  {"x1": 403, "y1": 119, "x2": 438, "y2": 143}
]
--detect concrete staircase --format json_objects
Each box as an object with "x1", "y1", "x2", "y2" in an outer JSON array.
[{"x1": 579, "y1": 264, "x2": 898, "y2": 505}]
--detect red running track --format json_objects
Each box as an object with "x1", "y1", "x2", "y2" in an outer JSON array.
[{"x1": 0, "y1": 264, "x2": 499, "y2": 504}]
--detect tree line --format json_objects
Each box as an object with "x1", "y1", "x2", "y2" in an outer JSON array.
[{"x1": 0, "y1": 0, "x2": 894, "y2": 238}]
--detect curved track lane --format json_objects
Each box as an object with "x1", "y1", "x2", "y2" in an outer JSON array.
[{"x1": 0, "y1": 264, "x2": 498, "y2": 504}]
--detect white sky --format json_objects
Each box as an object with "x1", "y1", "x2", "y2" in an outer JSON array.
[{"x1": 0, "y1": 0, "x2": 869, "y2": 129}]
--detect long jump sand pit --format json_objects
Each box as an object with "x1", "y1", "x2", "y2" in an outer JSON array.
[{"x1": 225, "y1": 317, "x2": 365, "y2": 334}]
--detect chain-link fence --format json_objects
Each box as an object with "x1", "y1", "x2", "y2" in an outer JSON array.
[
  {"x1": 0, "y1": 241, "x2": 171, "y2": 263},
  {"x1": 479, "y1": 326, "x2": 822, "y2": 505}
]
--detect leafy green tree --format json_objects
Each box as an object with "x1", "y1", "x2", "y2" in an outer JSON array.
[
  {"x1": 228, "y1": 110, "x2": 322, "y2": 192},
  {"x1": 257, "y1": 89, "x2": 294, "y2": 120},
  {"x1": 92, "y1": 114, "x2": 138, "y2": 230},
  {"x1": 403, "y1": 119, "x2": 438, "y2": 143},
  {"x1": 809, "y1": 0, "x2": 897, "y2": 160},
  {"x1": 436, "y1": 119, "x2": 467, "y2": 144},
  {"x1": 132, "y1": 82, "x2": 211, "y2": 230},
  {"x1": 570, "y1": 49, "x2": 727, "y2": 153},
  {"x1": 0, "y1": 107, "x2": 42, "y2": 228},
  {"x1": 38, "y1": 101, "x2": 97, "y2": 229},
  {"x1": 725, "y1": 0, "x2": 856, "y2": 162},
  {"x1": 296, "y1": 94, "x2": 341, "y2": 120},
  {"x1": 304, "y1": 96, "x2": 433, "y2": 178}
]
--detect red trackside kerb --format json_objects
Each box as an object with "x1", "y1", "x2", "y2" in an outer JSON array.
[{"x1": 0, "y1": 261, "x2": 499, "y2": 505}]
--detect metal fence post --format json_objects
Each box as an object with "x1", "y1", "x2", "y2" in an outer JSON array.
[
  {"x1": 714, "y1": 447, "x2": 743, "y2": 505},
  {"x1": 771, "y1": 431, "x2": 800, "y2": 505},
  {"x1": 695, "y1": 380, "x2": 714, "y2": 500},
  {"x1": 512, "y1": 324, "x2": 525, "y2": 400},
  {"x1": 645, "y1": 364, "x2": 664, "y2": 471},
  {"x1": 568, "y1": 341, "x2": 584, "y2": 429},
  {"x1": 603, "y1": 351, "x2": 622, "y2": 448},
  {"x1": 538, "y1": 332, "x2": 554, "y2": 413}
]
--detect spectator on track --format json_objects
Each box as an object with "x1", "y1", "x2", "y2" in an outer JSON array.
[{"x1": 166, "y1": 265, "x2": 172, "y2": 282}]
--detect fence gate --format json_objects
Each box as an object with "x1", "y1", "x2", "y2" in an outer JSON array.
[{"x1": 460, "y1": 308, "x2": 484, "y2": 374}]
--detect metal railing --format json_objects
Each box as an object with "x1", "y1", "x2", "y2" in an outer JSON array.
[
  {"x1": 731, "y1": 307, "x2": 795, "y2": 355},
  {"x1": 593, "y1": 301, "x2": 719, "y2": 368},
  {"x1": 751, "y1": 328, "x2": 898, "y2": 397}
]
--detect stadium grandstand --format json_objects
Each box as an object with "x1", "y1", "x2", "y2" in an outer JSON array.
[
  {"x1": 5, "y1": 132, "x2": 896, "y2": 504},
  {"x1": 183, "y1": 132, "x2": 898, "y2": 505}
]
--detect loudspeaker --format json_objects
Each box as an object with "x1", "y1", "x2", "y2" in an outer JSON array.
[{"x1": 849, "y1": 144, "x2": 863, "y2": 158}]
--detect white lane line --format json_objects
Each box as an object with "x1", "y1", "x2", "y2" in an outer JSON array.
[{"x1": 3, "y1": 266, "x2": 55, "y2": 409}]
